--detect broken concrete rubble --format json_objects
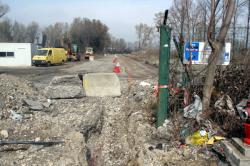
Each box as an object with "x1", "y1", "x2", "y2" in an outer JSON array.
[
  {"x1": 44, "y1": 75, "x2": 85, "y2": 99},
  {"x1": 222, "y1": 138, "x2": 250, "y2": 166},
  {"x1": 23, "y1": 99, "x2": 43, "y2": 111}
]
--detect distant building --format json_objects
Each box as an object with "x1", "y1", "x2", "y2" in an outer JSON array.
[{"x1": 0, "y1": 43, "x2": 36, "y2": 66}]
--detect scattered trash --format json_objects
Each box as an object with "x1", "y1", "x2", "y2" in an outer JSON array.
[
  {"x1": 214, "y1": 94, "x2": 235, "y2": 115},
  {"x1": 47, "y1": 98, "x2": 51, "y2": 103},
  {"x1": 236, "y1": 94, "x2": 250, "y2": 120},
  {"x1": 0, "y1": 130, "x2": 8, "y2": 138},
  {"x1": 139, "y1": 81, "x2": 151, "y2": 87},
  {"x1": 184, "y1": 94, "x2": 202, "y2": 119},
  {"x1": 10, "y1": 110, "x2": 23, "y2": 122},
  {"x1": 212, "y1": 142, "x2": 227, "y2": 162},
  {"x1": 180, "y1": 124, "x2": 192, "y2": 138},
  {"x1": 185, "y1": 129, "x2": 226, "y2": 145},
  {"x1": 207, "y1": 136, "x2": 225, "y2": 145},
  {"x1": 183, "y1": 89, "x2": 190, "y2": 107},
  {"x1": 185, "y1": 130, "x2": 208, "y2": 145},
  {"x1": 163, "y1": 119, "x2": 171, "y2": 128}
]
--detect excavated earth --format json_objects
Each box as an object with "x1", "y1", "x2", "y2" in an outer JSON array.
[{"x1": 0, "y1": 55, "x2": 218, "y2": 166}]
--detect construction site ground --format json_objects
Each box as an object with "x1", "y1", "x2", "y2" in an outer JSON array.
[{"x1": 0, "y1": 54, "x2": 221, "y2": 166}]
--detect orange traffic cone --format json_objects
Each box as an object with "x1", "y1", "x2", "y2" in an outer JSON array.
[
  {"x1": 113, "y1": 62, "x2": 121, "y2": 73},
  {"x1": 112, "y1": 55, "x2": 118, "y2": 63}
]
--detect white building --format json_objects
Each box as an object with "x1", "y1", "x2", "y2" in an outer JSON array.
[{"x1": 0, "y1": 43, "x2": 34, "y2": 66}]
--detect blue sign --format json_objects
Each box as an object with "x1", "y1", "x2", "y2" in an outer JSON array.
[
  {"x1": 184, "y1": 42, "x2": 199, "y2": 62},
  {"x1": 224, "y1": 52, "x2": 229, "y2": 62},
  {"x1": 183, "y1": 42, "x2": 231, "y2": 65}
]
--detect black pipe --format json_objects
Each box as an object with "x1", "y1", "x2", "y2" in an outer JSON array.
[
  {"x1": 163, "y1": 10, "x2": 168, "y2": 25},
  {"x1": 0, "y1": 140, "x2": 65, "y2": 146}
]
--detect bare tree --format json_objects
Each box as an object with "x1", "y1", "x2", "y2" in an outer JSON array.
[
  {"x1": 70, "y1": 18, "x2": 110, "y2": 52},
  {"x1": 12, "y1": 21, "x2": 26, "y2": 42},
  {"x1": 25, "y1": 21, "x2": 39, "y2": 43},
  {"x1": 135, "y1": 23, "x2": 154, "y2": 49},
  {"x1": 202, "y1": 0, "x2": 235, "y2": 111},
  {"x1": 231, "y1": 0, "x2": 247, "y2": 55},
  {"x1": 0, "y1": 19, "x2": 12, "y2": 42},
  {"x1": 44, "y1": 22, "x2": 67, "y2": 47},
  {"x1": 0, "y1": 1, "x2": 9, "y2": 18},
  {"x1": 246, "y1": 0, "x2": 250, "y2": 48},
  {"x1": 0, "y1": 2, "x2": 10, "y2": 41},
  {"x1": 110, "y1": 37, "x2": 127, "y2": 53}
]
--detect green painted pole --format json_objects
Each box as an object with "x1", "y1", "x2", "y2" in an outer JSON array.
[{"x1": 157, "y1": 23, "x2": 171, "y2": 127}]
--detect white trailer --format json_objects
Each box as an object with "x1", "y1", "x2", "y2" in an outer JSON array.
[{"x1": 0, "y1": 43, "x2": 34, "y2": 66}]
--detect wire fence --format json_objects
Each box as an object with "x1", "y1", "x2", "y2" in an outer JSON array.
[{"x1": 173, "y1": 26, "x2": 250, "y2": 49}]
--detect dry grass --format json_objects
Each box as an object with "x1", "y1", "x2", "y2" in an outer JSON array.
[{"x1": 130, "y1": 49, "x2": 159, "y2": 67}]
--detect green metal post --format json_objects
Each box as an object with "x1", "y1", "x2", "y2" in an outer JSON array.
[{"x1": 157, "y1": 24, "x2": 171, "y2": 127}]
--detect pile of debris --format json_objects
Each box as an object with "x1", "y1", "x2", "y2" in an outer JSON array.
[
  {"x1": 0, "y1": 74, "x2": 89, "y2": 165},
  {"x1": 0, "y1": 73, "x2": 235, "y2": 165},
  {"x1": 0, "y1": 74, "x2": 49, "y2": 120},
  {"x1": 214, "y1": 65, "x2": 250, "y2": 104}
]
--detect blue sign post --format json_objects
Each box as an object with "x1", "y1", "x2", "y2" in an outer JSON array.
[{"x1": 184, "y1": 42, "x2": 199, "y2": 62}]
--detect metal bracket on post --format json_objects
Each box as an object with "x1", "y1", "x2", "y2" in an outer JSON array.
[{"x1": 157, "y1": 10, "x2": 171, "y2": 127}]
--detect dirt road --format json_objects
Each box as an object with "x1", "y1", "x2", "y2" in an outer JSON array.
[{"x1": 0, "y1": 54, "x2": 158, "y2": 88}]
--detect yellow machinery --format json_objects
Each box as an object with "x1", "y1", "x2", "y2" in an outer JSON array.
[{"x1": 85, "y1": 47, "x2": 93, "y2": 59}]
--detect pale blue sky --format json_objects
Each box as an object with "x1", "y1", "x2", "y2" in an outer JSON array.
[{"x1": 3, "y1": 0, "x2": 172, "y2": 42}]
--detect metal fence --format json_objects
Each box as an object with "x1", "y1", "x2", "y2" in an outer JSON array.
[{"x1": 173, "y1": 26, "x2": 250, "y2": 54}]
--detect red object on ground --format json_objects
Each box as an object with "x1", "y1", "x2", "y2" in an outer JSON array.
[
  {"x1": 243, "y1": 123, "x2": 250, "y2": 145},
  {"x1": 113, "y1": 63, "x2": 121, "y2": 73}
]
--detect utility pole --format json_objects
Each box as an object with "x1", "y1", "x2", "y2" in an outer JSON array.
[
  {"x1": 246, "y1": 0, "x2": 250, "y2": 49},
  {"x1": 157, "y1": 10, "x2": 171, "y2": 127}
]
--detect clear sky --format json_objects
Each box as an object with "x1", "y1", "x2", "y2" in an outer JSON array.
[{"x1": 3, "y1": 0, "x2": 172, "y2": 42}]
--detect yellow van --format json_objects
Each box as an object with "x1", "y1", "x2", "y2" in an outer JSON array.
[{"x1": 32, "y1": 48, "x2": 67, "y2": 66}]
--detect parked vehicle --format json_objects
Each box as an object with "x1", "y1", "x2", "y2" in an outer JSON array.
[
  {"x1": 85, "y1": 47, "x2": 93, "y2": 59},
  {"x1": 67, "y1": 44, "x2": 81, "y2": 61},
  {"x1": 32, "y1": 48, "x2": 67, "y2": 66}
]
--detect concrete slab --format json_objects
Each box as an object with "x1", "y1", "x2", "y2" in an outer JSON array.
[
  {"x1": 83, "y1": 73, "x2": 121, "y2": 97},
  {"x1": 232, "y1": 138, "x2": 250, "y2": 157},
  {"x1": 45, "y1": 75, "x2": 85, "y2": 99},
  {"x1": 222, "y1": 140, "x2": 250, "y2": 166}
]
